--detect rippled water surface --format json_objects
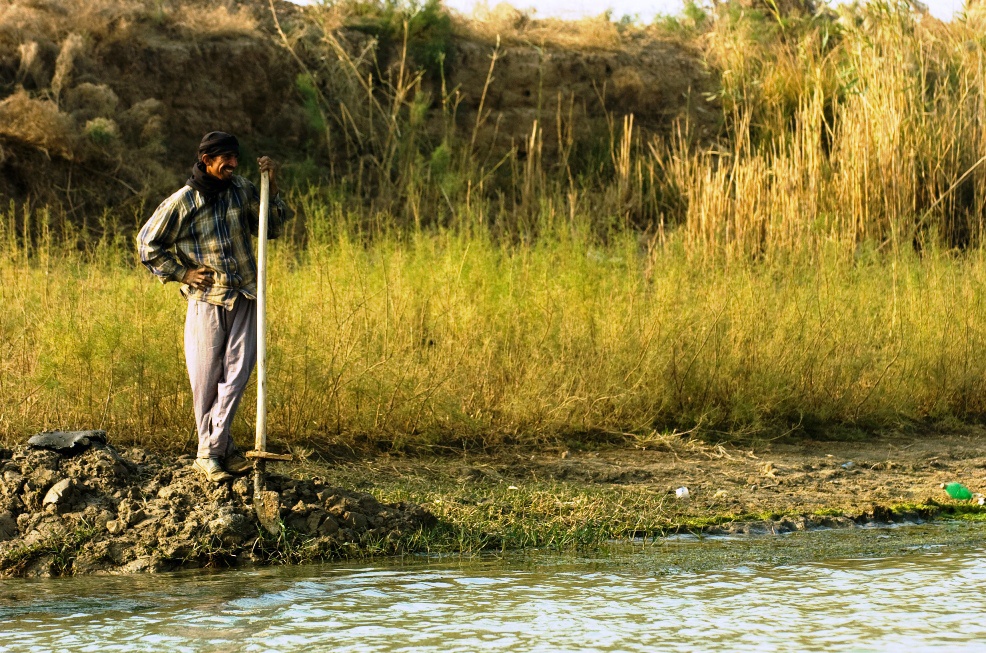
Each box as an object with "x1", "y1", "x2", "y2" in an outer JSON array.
[{"x1": 3, "y1": 522, "x2": 986, "y2": 652}]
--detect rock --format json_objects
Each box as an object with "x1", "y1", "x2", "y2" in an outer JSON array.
[
  {"x1": 134, "y1": 517, "x2": 160, "y2": 531},
  {"x1": 232, "y1": 477, "x2": 250, "y2": 499},
  {"x1": 106, "y1": 520, "x2": 124, "y2": 534},
  {"x1": 120, "y1": 556, "x2": 157, "y2": 573},
  {"x1": 42, "y1": 478, "x2": 75, "y2": 506},
  {"x1": 3, "y1": 469, "x2": 25, "y2": 489},
  {"x1": 28, "y1": 430, "x2": 107, "y2": 453},
  {"x1": 26, "y1": 469, "x2": 58, "y2": 492},
  {"x1": 206, "y1": 508, "x2": 250, "y2": 546},
  {"x1": 0, "y1": 511, "x2": 18, "y2": 541},
  {"x1": 306, "y1": 510, "x2": 326, "y2": 533},
  {"x1": 318, "y1": 516, "x2": 339, "y2": 536},
  {"x1": 95, "y1": 510, "x2": 114, "y2": 530}
]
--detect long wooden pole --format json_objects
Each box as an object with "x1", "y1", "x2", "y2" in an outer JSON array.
[
  {"x1": 248, "y1": 168, "x2": 292, "y2": 533},
  {"x1": 254, "y1": 170, "x2": 269, "y2": 496}
]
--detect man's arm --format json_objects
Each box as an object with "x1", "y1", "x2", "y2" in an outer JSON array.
[{"x1": 137, "y1": 192, "x2": 192, "y2": 284}]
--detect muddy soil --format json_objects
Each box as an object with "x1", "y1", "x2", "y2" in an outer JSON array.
[
  {"x1": 420, "y1": 430, "x2": 986, "y2": 525},
  {"x1": 314, "y1": 429, "x2": 986, "y2": 539},
  {"x1": 0, "y1": 442, "x2": 434, "y2": 578}
]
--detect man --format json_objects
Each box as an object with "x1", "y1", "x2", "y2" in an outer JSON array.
[{"x1": 137, "y1": 131, "x2": 290, "y2": 482}]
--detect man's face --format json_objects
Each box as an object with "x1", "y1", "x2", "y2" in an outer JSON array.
[{"x1": 202, "y1": 152, "x2": 238, "y2": 180}]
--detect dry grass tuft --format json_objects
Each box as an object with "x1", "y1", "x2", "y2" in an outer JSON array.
[
  {"x1": 459, "y1": 7, "x2": 627, "y2": 51},
  {"x1": 176, "y1": 4, "x2": 260, "y2": 37},
  {"x1": 64, "y1": 83, "x2": 120, "y2": 123},
  {"x1": 50, "y1": 32, "x2": 84, "y2": 99},
  {"x1": 0, "y1": 89, "x2": 75, "y2": 158}
]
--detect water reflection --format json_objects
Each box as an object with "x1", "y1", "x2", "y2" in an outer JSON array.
[{"x1": 2, "y1": 523, "x2": 986, "y2": 652}]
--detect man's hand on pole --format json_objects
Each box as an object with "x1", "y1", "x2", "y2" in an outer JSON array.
[{"x1": 257, "y1": 156, "x2": 279, "y2": 196}]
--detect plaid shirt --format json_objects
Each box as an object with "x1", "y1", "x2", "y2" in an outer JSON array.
[{"x1": 137, "y1": 175, "x2": 290, "y2": 309}]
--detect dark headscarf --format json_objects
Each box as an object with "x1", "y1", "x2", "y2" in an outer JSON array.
[
  {"x1": 186, "y1": 131, "x2": 240, "y2": 197},
  {"x1": 197, "y1": 131, "x2": 239, "y2": 158}
]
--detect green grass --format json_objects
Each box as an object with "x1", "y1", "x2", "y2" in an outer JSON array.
[{"x1": 4, "y1": 204, "x2": 986, "y2": 452}]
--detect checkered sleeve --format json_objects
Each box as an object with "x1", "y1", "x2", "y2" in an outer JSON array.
[{"x1": 137, "y1": 190, "x2": 192, "y2": 284}]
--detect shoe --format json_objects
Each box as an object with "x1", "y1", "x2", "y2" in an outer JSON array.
[
  {"x1": 193, "y1": 457, "x2": 233, "y2": 482},
  {"x1": 224, "y1": 448, "x2": 252, "y2": 475}
]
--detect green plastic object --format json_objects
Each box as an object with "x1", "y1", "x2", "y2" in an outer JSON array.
[{"x1": 942, "y1": 482, "x2": 973, "y2": 501}]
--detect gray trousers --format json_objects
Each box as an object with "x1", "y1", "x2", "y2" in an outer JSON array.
[{"x1": 184, "y1": 297, "x2": 257, "y2": 458}]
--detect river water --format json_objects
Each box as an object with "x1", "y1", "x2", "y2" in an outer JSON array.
[{"x1": 2, "y1": 522, "x2": 985, "y2": 652}]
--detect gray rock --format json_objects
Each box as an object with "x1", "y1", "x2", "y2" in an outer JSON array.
[{"x1": 28, "y1": 430, "x2": 107, "y2": 453}]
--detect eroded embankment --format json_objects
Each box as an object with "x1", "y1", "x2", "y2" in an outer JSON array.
[
  {"x1": 3, "y1": 432, "x2": 985, "y2": 578},
  {"x1": 0, "y1": 442, "x2": 434, "y2": 578}
]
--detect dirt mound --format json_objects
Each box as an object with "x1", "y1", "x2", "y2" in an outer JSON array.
[
  {"x1": 0, "y1": 0, "x2": 717, "y2": 215},
  {"x1": 450, "y1": 14, "x2": 716, "y2": 158},
  {"x1": 0, "y1": 443, "x2": 435, "y2": 578},
  {"x1": 0, "y1": 0, "x2": 308, "y2": 211}
]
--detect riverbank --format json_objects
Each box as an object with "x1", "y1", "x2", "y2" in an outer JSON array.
[
  {"x1": 304, "y1": 428, "x2": 986, "y2": 547},
  {"x1": 2, "y1": 430, "x2": 984, "y2": 577}
]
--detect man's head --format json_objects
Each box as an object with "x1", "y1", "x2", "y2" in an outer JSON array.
[{"x1": 198, "y1": 131, "x2": 239, "y2": 181}]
